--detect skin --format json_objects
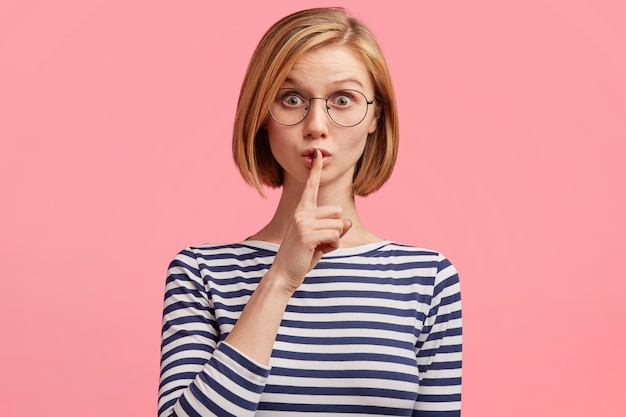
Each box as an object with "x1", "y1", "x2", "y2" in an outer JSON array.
[{"x1": 224, "y1": 44, "x2": 384, "y2": 365}]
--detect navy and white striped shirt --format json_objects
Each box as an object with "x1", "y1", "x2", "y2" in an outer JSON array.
[{"x1": 159, "y1": 240, "x2": 462, "y2": 416}]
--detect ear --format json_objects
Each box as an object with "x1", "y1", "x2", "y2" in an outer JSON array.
[{"x1": 367, "y1": 103, "x2": 382, "y2": 134}]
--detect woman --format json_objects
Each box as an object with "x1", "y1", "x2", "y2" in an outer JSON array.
[{"x1": 158, "y1": 7, "x2": 462, "y2": 416}]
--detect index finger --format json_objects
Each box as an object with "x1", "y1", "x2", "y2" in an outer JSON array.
[{"x1": 298, "y1": 149, "x2": 323, "y2": 209}]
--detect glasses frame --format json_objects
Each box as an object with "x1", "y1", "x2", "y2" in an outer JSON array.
[{"x1": 269, "y1": 88, "x2": 375, "y2": 128}]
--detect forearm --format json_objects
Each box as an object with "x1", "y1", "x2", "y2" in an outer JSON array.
[{"x1": 224, "y1": 270, "x2": 293, "y2": 365}]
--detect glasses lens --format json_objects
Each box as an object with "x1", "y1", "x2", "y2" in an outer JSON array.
[
  {"x1": 270, "y1": 89, "x2": 309, "y2": 126},
  {"x1": 326, "y1": 90, "x2": 369, "y2": 127}
]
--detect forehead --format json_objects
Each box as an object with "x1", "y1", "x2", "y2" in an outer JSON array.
[{"x1": 284, "y1": 44, "x2": 374, "y2": 91}]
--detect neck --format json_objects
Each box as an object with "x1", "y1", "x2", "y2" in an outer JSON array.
[{"x1": 249, "y1": 179, "x2": 382, "y2": 247}]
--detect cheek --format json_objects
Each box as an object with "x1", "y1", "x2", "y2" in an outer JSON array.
[
  {"x1": 266, "y1": 125, "x2": 293, "y2": 163},
  {"x1": 344, "y1": 130, "x2": 369, "y2": 162}
]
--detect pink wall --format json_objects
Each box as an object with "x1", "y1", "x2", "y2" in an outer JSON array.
[{"x1": 1, "y1": 1, "x2": 624, "y2": 415}]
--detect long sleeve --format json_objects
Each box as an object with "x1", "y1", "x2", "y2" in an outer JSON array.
[
  {"x1": 158, "y1": 248, "x2": 271, "y2": 417},
  {"x1": 158, "y1": 241, "x2": 463, "y2": 416},
  {"x1": 413, "y1": 254, "x2": 463, "y2": 416}
]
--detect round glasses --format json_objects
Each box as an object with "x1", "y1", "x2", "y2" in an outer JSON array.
[{"x1": 270, "y1": 88, "x2": 375, "y2": 127}]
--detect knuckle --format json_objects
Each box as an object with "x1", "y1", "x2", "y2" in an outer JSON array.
[
  {"x1": 295, "y1": 222, "x2": 308, "y2": 235},
  {"x1": 293, "y1": 210, "x2": 309, "y2": 223}
]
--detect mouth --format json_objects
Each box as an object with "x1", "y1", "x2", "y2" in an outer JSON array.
[
  {"x1": 302, "y1": 148, "x2": 331, "y2": 157},
  {"x1": 301, "y1": 148, "x2": 331, "y2": 167}
]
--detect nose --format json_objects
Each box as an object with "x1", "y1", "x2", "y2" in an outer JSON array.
[{"x1": 303, "y1": 98, "x2": 329, "y2": 138}]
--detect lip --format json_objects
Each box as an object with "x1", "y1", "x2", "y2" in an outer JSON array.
[
  {"x1": 301, "y1": 148, "x2": 331, "y2": 157},
  {"x1": 301, "y1": 148, "x2": 331, "y2": 167}
]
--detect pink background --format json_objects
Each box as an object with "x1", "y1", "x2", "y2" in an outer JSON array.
[{"x1": 1, "y1": 1, "x2": 624, "y2": 416}]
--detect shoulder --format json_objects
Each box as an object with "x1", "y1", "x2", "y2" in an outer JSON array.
[
  {"x1": 379, "y1": 243, "x2": 462, "y2": 313},
  {"x1": 324, "y1": 240, "x2": 458, "y2": 283},
  {"x1": 173, "y1": 241, "x2": 277, "y2": 260},
  {"x1": 169, "y1": 241, "x2": 279, "y2": 273},
  {"x1": 376, "y1": 241, "x2": 460, "y2": 282},
  {"x1": 374, "y1": 241, "x2": 453, "y2": 264}
]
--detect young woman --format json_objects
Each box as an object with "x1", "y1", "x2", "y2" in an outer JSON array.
[{"x1": 158, "y1": 8, "x2": 462, "y2": 416}]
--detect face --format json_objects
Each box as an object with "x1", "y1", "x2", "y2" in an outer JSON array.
[{"x1": 265, "y1": 44, "x2": 379, "y2": 192}]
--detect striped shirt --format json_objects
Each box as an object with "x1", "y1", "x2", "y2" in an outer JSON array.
[{"x1": 159, "y1": 240, "x2": 462, "y2": 416}]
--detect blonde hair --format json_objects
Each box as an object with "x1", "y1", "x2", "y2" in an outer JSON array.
[{"x1": 232, "y1": 7, "x2": 399, "y2": 197}]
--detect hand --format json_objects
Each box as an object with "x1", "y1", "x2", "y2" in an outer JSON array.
[{"x1": 269, "y1": 149, "x2": 352, "y2": 293}]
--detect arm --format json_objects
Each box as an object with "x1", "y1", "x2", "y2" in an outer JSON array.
[
  {"x1": 158, "y1": 150, "x2": 350, "y2": 416},
  {"x1": 413, "y1": 255, "x2": 463, "y2": 416},
  {"x1": 224, "y1": 149, "x2": 350, "y2": 365},
  {"x1": 158, "y1": 248, "x2": 271, "y2": 417}
]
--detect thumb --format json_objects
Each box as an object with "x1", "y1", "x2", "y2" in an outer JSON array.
[{"x1": 309, "y1": 248, "x2": 325, "y2": 271}]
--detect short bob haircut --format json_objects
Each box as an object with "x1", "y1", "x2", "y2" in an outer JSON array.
[{"x1": 232, "y1": 7, "x2": 399, "y2": 197}]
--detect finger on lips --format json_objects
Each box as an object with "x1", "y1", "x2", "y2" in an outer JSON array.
[{"x1": 300, "y1": 148, "x2": 322, "y2": 209}]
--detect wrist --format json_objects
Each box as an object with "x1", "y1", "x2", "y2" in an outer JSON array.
[{"x1": 261, "y1": 269, "x2": 299, "y2": 298}]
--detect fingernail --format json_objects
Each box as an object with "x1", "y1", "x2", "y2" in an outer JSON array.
[
  {"x1": 312, "y1": 149, "x2": 318, "y2": 159},
  {"x1": 347, "y1": 219, "x2": 352, "y2": 228}
]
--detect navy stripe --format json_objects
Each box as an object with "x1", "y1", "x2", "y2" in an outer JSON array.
[
  {"x1": 257, "y1": 401, "x2": 411, "y2": 415},
  {"x1": 279, "y1": 318, "x2": 417, "y2": 333},
  {"x1": 186, "y1": 384, "x2": 238, "y2": 417},
  {"x1": 269, "y1": 366, "x2": 420, "y2": 382},
  {"x1": 275, "y1": 334, "x2": 414, "y2": 349},
  {"x1": 285, "y1": 303, "x2": 422, "y2": 317},
  {"x1": 161, "y1": 330, "x2": 217, "y2": 349},
  {"x1": 271, "y1": 350, "x2": 418, "y2": 366},
  {"x1": 263, "y1": 384, "x2": 418, "y2": 399},
  {"x1": 291, "y1": 289, "x2": 432, "y2": 303},
  {"x1": 161, "y1": 342, "x2": 214, "y2": 363},
  {"x1": 197, "y1": 262, "x2": 271, "y2": 274},
  {"x1": 318, "y1": 260, "x2": 439, "y2": 271}
]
